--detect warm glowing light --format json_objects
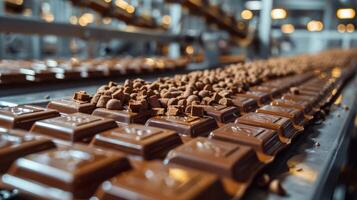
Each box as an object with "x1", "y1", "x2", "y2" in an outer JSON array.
[
  {"x1": 337, "y1": 24, "x2": 346, "y2": 33},
  {"x1": 102, "y1": 17, "x2": 112, "y2": 24},
  {"x1": 332, "y1": 67, "x2": 342, "y2": 78},
  {"x1": 104, "y1": 0, "x2": 112, "y2": 3},
  {"x1": 43, "y1": 14, "x2": 54, "y2": 22},
  {"x1": 23, "y1": 8, "x2": 32, "y2": 17},
  {"x1": 126, "y1": 5, "x2": 135, "y2": 14},
  {"x1": 307, "y1": 20, "x2": 323, "y2": 32},
  {"x1": 271, "y1": 8, "x2": 287, "y2": 19},
  {"x1": 115, "y1": 0, "x2": 129, "y2": 9},
  {"x1": 241, "y1": 9, "x2": 253, "y2": 20},
  {"x1": 336, "y1": 8, "x2": 355, "y2": 19},
  {"x1": 185, "y1": 46, "x2": 194, "y2": 55},
  {"x1": 162, "y1": 15, "x2": 171, "y2": 25},
  {"x1": 6, "y1": 0, "x2": 23, "y2": 5},
  {"x1": 346, "y1": 23, "x2": 355, "y2": 33},
  {"x1": 82, "y1": 13, "x2": 94, "y2": 23},
  {"x1": 281, "y1": 24, "x2": 295, "y2": 34},
  {"x1": 69, "y1": 16, "x2": 78, "y2": 25}
]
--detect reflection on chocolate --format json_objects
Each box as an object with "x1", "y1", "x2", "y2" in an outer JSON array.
[{"x1": 257, "y1": 105, "x2": 305, "y2": 126}]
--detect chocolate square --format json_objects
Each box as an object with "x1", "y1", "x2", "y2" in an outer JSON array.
[
  {"x1": 231, "y1": 96, "x2": 258, "y2": 113},
  {"x1": 92, "y1": 108, "x2": 151, "y2": 124},
  {"x1": 203, "y1": 105, "x2": 239, "y2": 123},
  {"x1": 91, "y1": 124, "x2": 182, "y2": 159},
  {"x1": 0, "y1": 105, "x2": 60, "y2": 130},
  {"x1": 257, "y1": 105, "x2": 305, "y2": 127},
  {"x1": 47, "y1": 98, "x2": 96, "y2": 114},
  {"x1": 30, "y1": 113, "x2": 117, "y2": 142},
  {"x1": 236, "y1": 91, "x2": 271, "y2": 106},
  {"x1": 271, "y1": 98, "x2": 312, "y2": 115},
  {"x1": 145, "y1": 116, "x2": 218, "y2": 137},
  {"x1": 165, "y1": 137, "x2": 261, "y2": 181}
]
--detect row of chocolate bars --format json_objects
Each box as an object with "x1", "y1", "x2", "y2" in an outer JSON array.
[
  {"x1": 0, "y1": 56, "x2": 189, "y2": 84},
  {"x1": 0, "y1": 49, "x2": 356, "y2": 200}
]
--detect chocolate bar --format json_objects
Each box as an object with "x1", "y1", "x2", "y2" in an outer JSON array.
[
  {"x1": 146, "y1": 116, "x2": 218, "y2": 137},
  {"x1": 236, "y1": 91, "x2": 271, "y2": 106},
  {"x1": 1, "y1": 144, "x2": 131, "y2": 199},
  {"x1": 235, "y1": 112, "x2": 299, "y2": 143},
  {"x1": 256, "y1": 105, "x2": 305, "y2": 128},
  {"x1": 0, "y1": 129, "x2": 55, "y2": 173},
  {"x1": 92, "y1": 108, "x2": 151, "y2": 124},
  {"x1": 91, "y1": 124, "x2": 182, "y2": 159},
  {"x1": 30, "y1": 113, "x2": 117, "y2": 142},
  {"x1": 47, "y1": 98, "x2": 96, "y2": 114},
  {"x1": 271, "y1": 98, "x2": 313, "y2": 116},
  {"x1": 203, "y1": 105, "x2": 239, "y2": 123},
  {"x1": 19, "y1": 68, "x2": 57, "y2": 82},
  {"x1": 0, "y1": 105, "x2": 60, "y2": 130},
  {"x1": 209, "y1": 123, "x2": 284, "y2": 162},
  {"x1": 250, "y1": 85, "x2": 281, "y2": 98},
  {"x1": 165, "y1": 137, "x2": 262, "y2": 181},
  {"x1": 0, "y1": 68, "x2": 27, "y2": 84},
  {"x1": 282, "y1": 94, "x2": 319, "y2": 107},
  {"x1": 231, "y1": 96, "x2": 258, "y2": 113},
  {"x1": 94, "y1": 161, "x2": 227, "y2": 200}
]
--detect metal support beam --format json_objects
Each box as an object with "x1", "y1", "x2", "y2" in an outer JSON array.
[
  {"x1": 258, "y1": 0, "x2": 273, "y2": 58},
  {"x1": 168, "y1": 4, "x2": 182, "y2": 58}
]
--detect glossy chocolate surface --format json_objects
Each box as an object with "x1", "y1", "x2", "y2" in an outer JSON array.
[
  {"x1": 92, "y1": 108, "x2": 151, "y2": 124},
  {"x1": 231, "y1": 96, "x2": 258, "y2": 113},
  {"x1": 91, "y1": 124, "x2": 182, "y2": 159},
  {"x1": 0, "y1": 105, "x2": 60, "y2": 130},
  {"x1": 47, "y1": 98, "x2": 96, "y2": 114},
  {"x1": 146, "y1": 116, "x2": 218, "y2": 137},
  {"x1": 203, "y1": 105, "x2": 239, "y2": 123},
  {"x1": 257, "y1": 105, "x2": 304, "y2": 126},
  {"x1": 0, "y1": 129, "x2": 55, "y2": 173},
  {"x1": 2, "y1": 145, "x2": 131, "y2": 199},
  {"x1": 95, "y1": 161, "x2": 227, "y2": 200},
  {"x1": 165, "y1": 137, "x2": 261, "y2": 181},
  {"x1": 236, "y1": 91, "x2": 271, "y2": 105},
  {"x1": 30, "y1": 113, "x2": 117, "y2": 142},
  {"x1": 271, "y1": 98, "x2": 312, "y2": 114}
]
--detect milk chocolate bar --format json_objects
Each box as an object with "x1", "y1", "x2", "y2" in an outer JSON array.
[
  {"x1": 0, "y1": 105, "x2": 60, "y2": 130},
  {"x1": 92, "y1": 108, "x2": 151, "y2": 124},
  {"x1": 94, "y1": 161, "x2": 227, "y2": 200},
  {"x1": 282, "y1": 94, "x2": 319, "y2": 107},
  {"x1": 236, "y1": 91, "x2": 271, "y2": 106},
  {"x1": 203, "y1": 105, "x2": 239, "y2": 123},
  {"x1": 0, "y1": 129, "x2": 55, "y2": 173},
  {"x1": 1, "y1": 145, "x2": 131, "y2": 199},
  {"x1": 91, "y1": 124, "x2": 182, "y2": 159},
  {"x1": 231, "y1": 96, "x2": 258, "y2": 113},
  {"x1": 30, "y1": 113, "x2": 117, "y2": 142},
  {"x1": 145, "y1": 116, "x2": 218, "y2": 137},
  {"x1": 235, "y1": 112, "x2": 299, "y2": 142},
  {"x1": 165, "y1": 137, "x2": 262, "y2": 181},
  {"x1": 47, "y1": 98, "x2": 96, "y2": 114},
  {"x1": 209, "y1": 123, "x2": 284, "y2": 161},
  {"x1": 271, "y1": 98, "x2": 313, "y2": 116},
  {"x1": 257, "y1": 105, "x2": 305, "y2": 127},
  {"x1": 250, "y1": 85, "x2": 281, "y2": 98}
]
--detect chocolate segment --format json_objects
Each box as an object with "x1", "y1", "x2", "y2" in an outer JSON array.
[
  {"x1": 2, "y1": 145, "x2": 131, "y2": 199},
  {"x1": 203, "y1": 105, "x2": 239, "y2": 123},
  {"x1": 146, "y1": 116, "x2": 218, "y2": 137},
  {"x1": 209, "y1": 123, "x2": 284, "y2": 161},
  {"x1": 0, "y1": 129, "x2": 56, "y2": 173},
  {"x1": 92, "y1": 108, "x2": 151, "y2": 124},
  {"x1": 231, "y1": 96, "x2": 258, "y2": 113},
  {"x1": 236, "y1": 91, "x2": 271, "y2": 106},
  {"x1": 165, "y1": 137, "x2": 262, "y2": 181},
  {"x1": 235, "y1": 112, "x2": 298, "y2": 142},
  {"x1": 30, "y1": 113, "x2": 117, "y2": 142},
  {"x1": 250, "y1": 85, "x2": 281, "y2": 98},
  {"x1": 271, "y1": 98, "x2": 313, "y2": 116},
  {"x1": 0, "y1": 105, "x2": 60, "y2": 130},
  {"x1": 91, "y1": 124, "x2": 182, "y2": 159},
  {"x1": 94, "y1": 161, "x2": 227, "y2": 200},
  {"x1": 47, "y1": 98, "x2": 96, "y2": 114},
  {"x1": 257, "y1": 105, "x2": 305, "y2": 127}
]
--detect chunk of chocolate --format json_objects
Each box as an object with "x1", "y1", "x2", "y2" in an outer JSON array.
[
  {"x1": 235, "y1": 113, "x2": 299, "y2": 143},
  {"x1": 236, "y1": 91, "x2": 271, "y2": 106},
  {"x1": 91, "y1": 124, "x2": 182, "y2": 159},
  {"x1": 209, "y1": 123, "x2": 284, "y2": 162},
  {"x1": 271, "y1": 98, "x2": 313, "y2": 116},
  {"x1": 203, "y1": 105, "x2": 239, "y2": 123},
  {"x1": 165, "y1": 137, "x2": 262, "y2": 181},
  {"x1": 0, "y1": 129, "x2": 56, "y2": 173},
  {"x1": 146, "y1": 116, "x2": 218, "y2": 137},
  {"x1": 19, "y1": 68, "x2": 57, "y2": 82},
  {"x1": 257, "y1": 105, "x2": 305, "y2": 128},
  {"x1": 0, "y1": 68, "x2": 27, "y2": 84},
  {"x1": 0, "y1": 105, "x2": 59, "y2": 130},
  {"x1": 94, "y1": 161, "x2": 227, "y2": 200},
  {"x1": 1, "y1": 145, "x2": 131, "y2": 199},
  {"x1": 250, "y1": 85, "x2": 281, "y2": 98},
  {"x1": 30, "y1": 113, "x2": 117, "y2": 142},
  {"x1": 231, "y1": 96, "x2": 258, "y2": 113},
  {"x1": 282, "y1": 94, "x2": 319, "y2": 107},
  {"x1": 47, "y1": 98, "x2": 96, "y2": 114},
  {"x1": 92, "y1": 108, "x2": 151, "y2": 124}
]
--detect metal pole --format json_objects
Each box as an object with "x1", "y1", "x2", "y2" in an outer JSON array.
[
  {"x1": 0, "y1": 1, "x2": 5, "y2": 59},
  {"x1": 168, "y1": 4, "x2": 182, "y2": 58},
  {"x1": 258, "y1": 0, "x2": 273, "y2": 58}
]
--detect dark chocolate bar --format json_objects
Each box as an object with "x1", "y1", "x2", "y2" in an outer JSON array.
[
  {"x1": 0, "y1": 129, "x2": 55, "y2": 173},
  {"x1": 231, "y1": 96, "x2": 258, "y2": 113},
  {"x1": 257, "y1": 105, "x2": 305, "y2": 127},
  {"x1": 92, "y1": 108, "x2": 151, "y2": 124},
  {"x1": 91, "y1": 124, "x2": 182, "y2": 159},
  {"x1": 250, "y1": 85, "x2": 281, "y2": 98},
  {"x1": 203, "y1": 105, "x2": 239, "y2": 123},
  {"x1": 1, "y1": 144, "x2": 131, "y2": 199},
  {"x1": 94, "y1": 161, "x2": 227, "y2": 200},
  {"x1": 236, "y1": 91, "x2": 271, "y2": 106},
  {"x1": 209, "y1": 123, "x2": 284, "y2": 161},
  {"x1": 271, "y1": 98, "x2": 313, "y2": 116},
  {"x1": 235, "y1": 112, "x2": 299, "y2": 142},
  {"x1": 145, "y1": 116, "x2": 218, "y2": 137},
  {"x1": 30, "y1": 113, "x2": 117, "y2": 142},
  {"x1": 165, "y1": 137, "x2": 262, "y2": 181},
  {"x1": 47, "y1": 98, "x2": 96, "y2": 114},
  {"x1": 0, "y1": 105, "x2": 60, "y2": 130}
]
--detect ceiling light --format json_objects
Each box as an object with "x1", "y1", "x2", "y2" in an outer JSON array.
[
  {"x1": 346, "y1": 23, "x2": 355, "y2": 33},
  {"x1": 281, "y1": 24, "x2": 295, "y2": 34},
  {"x1": 307, "y1": 20, "x2": 323, "y2": 32},
  {"x1": 241, "y1": 9, "x2": 253, "y2": 20},
  {"x1": 337, "y1": 24, "x2": 346, "y2": 33},
  {"x1": 271, "y1": 8, "x2": 287, "y2": 20},
  {"x1": 336, "y1": 8, "x2": 355, "y2": 19}
]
